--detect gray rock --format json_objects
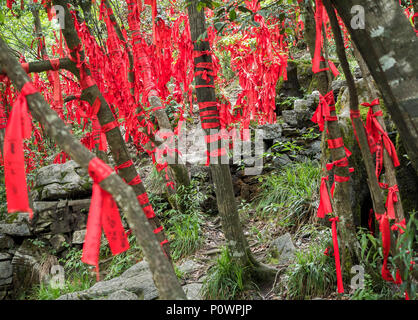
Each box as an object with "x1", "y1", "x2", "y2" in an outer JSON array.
[
  {"x1": 57, "y1": 261, "x2": 158, "y2": 300},
  {"x1": 178, "y1": 260, "x2": 202, "y2": 276},
  {"x1": 72, "y1": 230, "x2": 87, "y2": 245},
  {"x1": 0, "y1": 260, "x2": 13, "y2": 286},
  {"x1": 32, "y1": 161, "x2": 92, "y2": 201},
  {"x1": 259, "y1": 123, "x2": 282, "y2": 140},
  {"x1": 182, "y1": 283, "x2": 203, "y2": 300},
  {"x1": 293, "y1": 99, "x2": 311, "y2": 112},
  {"x1": 0, "y1": 223, "x2": 31, "y2": 237},
  {"x1": 50, "y1": 234, "x2": 67, "y2": 253},
  {"x1": 0, "y1": 235, "x2": 15, "y2": 250},
  {"x1": 331, "y1": 80, "x2": 347, "y2": 95},
  {"x1": 103, "y1": 290, "x2": 140, "y2": 300},
  {"x1": 273, "y1": 154, "x2": 292, "y2": 167},
  {"x1": 271, "y1": 233, "x2": 296, "y2": 265},
  {"x1": 282, "y1": 110, "x2": 298, "y2": 127},
  {"x1": 12, "y1": 239, "x2": 59, "y2": 296},
  {"x1": 303, "y1": 140, "x2": 322, "y2": 158}
]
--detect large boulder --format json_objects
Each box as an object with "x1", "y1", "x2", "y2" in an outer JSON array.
[
  {"x1": 0, "y1": 253, "x2": 13, "y2": 299},
  {"x1": 32, "y1": 161, "x2": 92, "y2": 201}
]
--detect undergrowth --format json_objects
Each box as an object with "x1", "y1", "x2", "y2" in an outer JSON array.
[
  {"x1": 255, "y1": 160, "x2": 321, "y2": 226},
  {"x1": 202, "y1": 246, "x2": 251, "y2": 300},
  {"x1": 283, "y1": 231, "x2": 337, "y2": 299}
]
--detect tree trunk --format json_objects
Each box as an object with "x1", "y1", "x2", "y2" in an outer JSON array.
[
  {"x1": 331, "y1": 0, "x2": 418, "y2": 175},
  {"x1": 186, "y1": 1, "x2": 276, "y2": 282}
]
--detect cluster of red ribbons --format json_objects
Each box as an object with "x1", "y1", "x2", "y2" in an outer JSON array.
[
  {"x1": 361, "y1": 99, "x2": 400, "y2": 179},
  {"x1": 82, "y1": 157, "x2": 130, "y2": 279},
  {"x1": 3, "y1": 82, "x2": 37, "y2": 218},
  {"x1": 312, "y1": 0, "x2": 340, "y2": 77}
]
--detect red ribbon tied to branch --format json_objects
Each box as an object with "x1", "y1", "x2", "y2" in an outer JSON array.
[
  {"x1": 329, "y1": 216, "x2": 344, "y2": 294},
  {"x1": 82, "y1": 157, "x2": 130, "y2": 277},
  {"x1": 311, "y1": 91, "x2": 335, "y2": 132},
  {"x1": 362, "y1": 100, "x2": 400, "y2": 168},
  {"x1": 4, "y1": 82, "x2": 37, "y2": 218},
  {"x1": 375, "y1": 211, "x2": 402, "y2": 284},
  {"x1": 385, "y1": 185, "x2": 399, "y2": 220},
  {"x1": 317, "y1": 176, "x2": 333, "y2": 218}
]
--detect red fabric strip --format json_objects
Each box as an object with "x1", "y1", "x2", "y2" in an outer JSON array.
[
  {"x1": 127, "y1": 175, "x2": 142, "y2": 186},
  {"x1": 326, "y1": 157, "x2": 349, "y2": 171},
  {"x1": 328, "y1": 137, "x2": 344, "y2": 149},
  {"x1": 154, "y1": 226, "x2": 163, "y2": 234},
  {"x1": 115, "y1": 159, "x2": 134, "y2": 172},
  {"x1": 317, "y1": 176, "x2": 333, "y2": 218},
  {"x1": 334, "y1": 175, "x2": 350, "y2": 183},
  {"x1": 101, "y1": 120, "x2": 119, "y2": 133},
  {"x1": 82, "y1": 157, "x2": 129, "y2": 273},
  {"x1": 385, "y1": 185, "x2": 399, "y2": 220},
  {"x1": 4, "y1": 82, "x2": 37, "y2": 218},
  {"x1": 329, "y1": 217, "x2": 344, "y2": 293}
]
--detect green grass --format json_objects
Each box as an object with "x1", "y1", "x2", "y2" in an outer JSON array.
[
  {"x1": 284, "y1": 231, "x2": 337, "y2": 299},
  {"x1": 202, "y1": 246, "x2": 250, "y2": 300},
  {"x1": 28, "y1": 274, "x2": 93, "y2": 300},
  {"x1": 255, "y1": 160, "x2": 321, "y2": 226}
]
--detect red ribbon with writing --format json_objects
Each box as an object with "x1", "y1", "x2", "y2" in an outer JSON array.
[
  {"x1": 82, "y1": 157, "x2": 130, "y2": 278},
  {"x1": 4, "y1": 82, "x2": 37, "y2": 218}
]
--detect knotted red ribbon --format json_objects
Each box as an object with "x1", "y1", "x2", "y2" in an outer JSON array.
[
  {"x1": 311, "y1": 91, "x2": 336, "y2": 131},
  {"x1": 4, "y1": 82, "x2": 37, "y2": 218},
  {"x1": 329, "y1": 216, "x2": 344, "y2": 294},
  {"x1": 82, "y1": 157, "x2": 130, "y2": 279},
  {"x1": 317, "y1": 176, "x2": 333, "y2": 218},
  {"x1": 385, "y1": 185, "x2": 399, "y2": 220},
  {"x1": 362, "y1": 100, "x2": 400, "y2": 168}
]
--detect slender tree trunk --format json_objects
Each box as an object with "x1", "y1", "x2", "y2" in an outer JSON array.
[
  {"x1": 0, "y1": 36, "x2": 186, "y2": 300},
  {"x1": 186, "y1": 1, "x2": 276, "y2": 282}
]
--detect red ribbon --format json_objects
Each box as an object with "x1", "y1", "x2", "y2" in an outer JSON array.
[
  {"x1": 4, "y1": 82, "x2": 37, "y2": 218},
  {"x1": 311, "y1": 91, "x2": 336, "y2": 131},
  {"x1": 312, "y1": 0, "x2": 326, "y2": 74},
  {"x1": 329, "y1": 216, "x2": 344, "y2": 293},
  {"x1": 375, "y1": 212, "x2": 402, "y2": 284},
  {"x1": 317, "y1": 176, "x2": 333, "y2": 218},
  {"x1": 362, "y1": 100, "x2": 400, "y2": 168},
  {"x1": 82, "y1": 157, "x2": 130, "y2": 278},
  {"x1": 385, "y1": 185, "x2": 399, "y2": 220}
]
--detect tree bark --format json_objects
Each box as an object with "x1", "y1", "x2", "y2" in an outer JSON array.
[
  {"x1": 331, "y1": 0, "x2": 418, "y2": 175},
  {"x1": 0, "y1": 36, "x2": 186, "y2": 300}
]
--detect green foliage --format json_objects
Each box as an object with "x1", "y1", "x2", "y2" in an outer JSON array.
[
  {"x1": 202, "y1": 246, "x2": 249, "y2": 299},
  {"x1": 104, "y1": 234, "x2": 143, "y2": 280},
  {"x1": 284, "y1": 232, "x2": 337, "y2": 299},
  {"x1": 389, "y1": 213, "x2": 418, "y2": 299},
  {"x1": 154, "y1": 180, "x2": 206, "y2": 261},
  {"x1": 29, "y1": 274, "x2": 93, "y2": 300},
  {"x1": 350, "y1": 273, "x2": 397, "y2": 300},
  {"x1": 59, "y1": 243, "x2": 94, "y2": 280},
  {"x1": 255, "y1": 160, "x2": 321, "y2": 225}
]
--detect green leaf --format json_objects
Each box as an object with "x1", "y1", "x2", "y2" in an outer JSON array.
[{"x1": 229, "y1": 9, "x2": 237, "y2": 21}]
